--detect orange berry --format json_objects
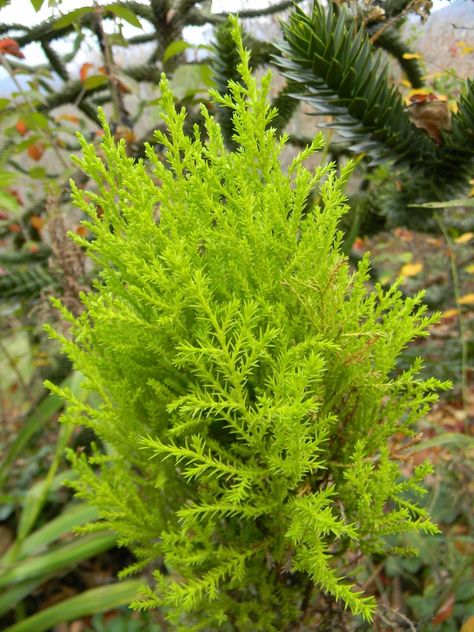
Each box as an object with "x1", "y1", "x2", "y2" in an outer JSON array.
[
  {"x1": 15, "y1": 119, "x2": 28, "y2": 136},
  {"x1": 30, "y1": 215, "x2": 44, "y2": 230},
  {"x1": 27, "y1": 143, "x2": 45, "y2": 161}
]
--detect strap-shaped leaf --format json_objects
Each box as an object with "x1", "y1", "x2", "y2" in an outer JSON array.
[{"x1": 273, "y1": 3, "x2": 474, "y2": 194}]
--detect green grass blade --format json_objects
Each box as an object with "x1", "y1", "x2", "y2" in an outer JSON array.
[
  {"x1": 17, "y1": 427, "x2": 73, "y2": 542},
  {"x1": 0, "y1": 372, "x2": 84, "y2": 491},
  {"x1": 0, "y1": 577, "x2": 48, "y2": 616},
  {"x1": 3, "y1": 580, "x2": 143, "y2": 632},
  {"x1": 16, "y1": 372, "x2": 85, "y2": 541},
  {"x1": 0, "y1": 391, "x2": 64, "y2": 489},
  {"x1": 409, "y1": 198, "x2": 474, "y2": 209},
  {"x1": 1, "y1": 502, "x2": 98, "y2": 565},
  {"x1": 411, "y1": 432, "x2": 474, "y2": 451},
  {"x1": 0, "y1": 532, "x2": 116, "y2": 588}
]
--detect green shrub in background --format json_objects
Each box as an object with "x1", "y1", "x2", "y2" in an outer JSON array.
[{"x1": 47, "y1": 20, "x2": 449, "y2": 631}]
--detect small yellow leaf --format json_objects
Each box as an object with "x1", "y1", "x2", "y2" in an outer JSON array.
[
  {"x1": 400, "y1": 79, "x2": 412, "y2": 88},
  {"x1": 448, "y1": 100, "x2": 459, "y2": 114},
  {"x1": 407, "y1": 88, "x2": 431, "y2": 97},
  {"x1": 464, "y1": 264, "x2": 474, "y2": 274},
  {"x1": 459, "y1": 44, "x2": 474, "y2": 56},
  {"x1": 455, "y1": 232, "x2": 474, "y2": 244},
  {"x1": 442, "y1": 308, "x2": 459, "y2": 319},
  {"x1": 400, "y1": 262, "x2": 423, "y2": 277},
  {"x1": 403, "y1": 52, "x2": 422, "y2": 60},
  {"x1": 458, "y1": 293, "x2": 474, "y2": 305},
  {"x1": 460, "y1": 615, "x2": 474, "y2": 632}
]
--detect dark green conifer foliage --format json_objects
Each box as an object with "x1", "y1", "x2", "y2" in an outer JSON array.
[
  {"x1": 47, "y1": 19, "x2": 448, "y2": 631},
  {"x1": 211, "y1": 18, "x2": 299, "y2": 148},
  {"x1": 274, "y1": 2, "x2": 474, "y2": 196}
]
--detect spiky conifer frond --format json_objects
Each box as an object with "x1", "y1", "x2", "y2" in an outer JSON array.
[
  {"x1": 0, "y1": 246, "x2": 51, "y2": 264},
  {"x1": 47, "y1": 17, "x2": 448, "y2": 630},
  {"x1": 0, "y1": 265, "x2": 55, "y2": 299},
  {"x1": 273, "y1": 3, "x2": 474, "y2": 196},
  {"x1": 270, "y1": 83, "x2": 300, "y2": 134},
  {"x1": 211, "y1": 18, "x2": 299, "y2": 142},
  {"x1": 210, "y1": 18, "x2": 245, "y2": 148}
]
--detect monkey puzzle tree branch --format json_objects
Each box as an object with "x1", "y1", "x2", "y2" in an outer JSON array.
[
  {"x1": 8, "y1": 2, "x2": 153, "y2": 48},
  {"x1": 39, "y1": 80, "x2": 107, "y2": 113},
  {"x1": 382, "y1": 0, "x2": 416, "y2": 18},
  {"x1": 125, "y1": 64, "x2": 162, "y2": 82},
  {"x1": 41, "y1": 40, "x2": 69, "y2": 81},
  {"x1": 274, "y1": 2, "x2": 474, "y2": 196},
  {"x1": 369, "y1": 0, "x2": 421, "y2": 44},
  {"x1": 0, "y1": 22, "x2": 28, "y2": 35},
  {"x1": 128, "y1": 32, "x2": 158, "y2": 45},
  {"x1": 78, "y1": 101, "x2": 102, "y2": 125},
  {"x1": 149, "y1": 0, "x2": 169, "y2": 28},
  {"x1": 222, "y1": 0, "x2": 302, "y2": 19},
  {"x1": 188, "y1": 0, "x2": 304, "y2": 26},
  {"x1": 175, "y1": 0, "x2": 203, "y2": 17},
  {"x1": 38, "y1": 62, "x2": 163, "y2": 115}
]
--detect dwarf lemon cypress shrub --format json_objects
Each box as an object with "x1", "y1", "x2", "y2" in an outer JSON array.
[{"x1": 47, "y1": 18, "x2": 448, "y2": 632}]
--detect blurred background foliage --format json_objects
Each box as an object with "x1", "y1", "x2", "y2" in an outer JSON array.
[{"x1": 0, "y1": 0, "x2": 473, "y2": 630}]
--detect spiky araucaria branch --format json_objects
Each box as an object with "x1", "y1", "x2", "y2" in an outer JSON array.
[{"x1": 273, "y1": 2, "x2": 474, "y2": 200}]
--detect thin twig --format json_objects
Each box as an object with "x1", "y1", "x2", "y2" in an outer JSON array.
[
  {"x1": 0, "y1": 338, "x2": 34, "y2": 402},
  {"x1": 436, "y1": 213, "x2": 469, "y2": 430},
  {"x1": 152, "y1": 609, "x2": 172, "y2": 632},
  {"x1": 422, "y1": 58, "x2": 464, "y2": 81},
  {"x1": 370, "y1": 0, "x2": 418, "y2": 44},
  {"x1": 361, "y1": 560, "x2": 385, "y2": 591},
  {"x1": 300, "y1": 580, "x2": 314, "y2": 621},
  {"x1": 378, "y1": 605, "x2": 417, "y2": 632},
  {"x1": 93, "y1": 3, "x2": 130, "y2": 127}
]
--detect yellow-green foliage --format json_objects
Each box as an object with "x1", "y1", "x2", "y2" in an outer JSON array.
[{"x1": 47, "y1": 19, "x2": 448, "y2": 632}]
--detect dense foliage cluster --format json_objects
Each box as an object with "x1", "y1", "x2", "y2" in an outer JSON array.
[{"x1": 46, "y1": 22, "x2": 449, "y2": 630}]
